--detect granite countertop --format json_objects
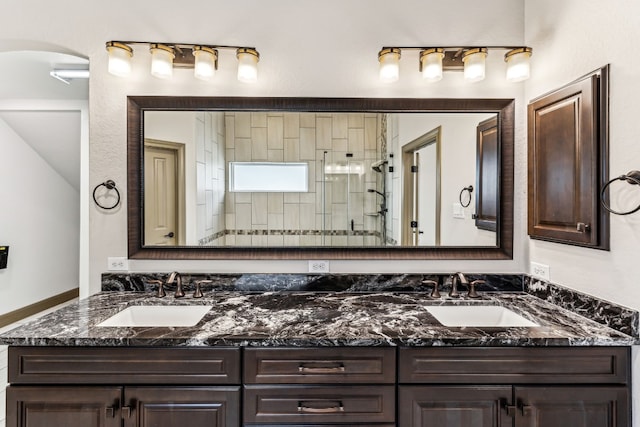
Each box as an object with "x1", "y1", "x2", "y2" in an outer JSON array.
[{"x1": 0, "y1": 291, "x2": 635, "y2": 347}]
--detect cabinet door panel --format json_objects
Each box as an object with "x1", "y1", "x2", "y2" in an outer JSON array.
[
  {"x1": 475, "y1": 116, "x2": 499, "y2": 232},
  {"x1": 6, "y1": 386, "x2": 122, "y2": 427},
  {"x1": 124, "y1": 386, "x2": 240, "y2": 427},
  {"x1": 527, "y1": 66, "x2": 609, "y2": 248},
  {"x1": 399, "y1": 386, "x2": 511, "y2": 427},
  {"x1": 515, "y1": 386, "x2": 629, "y2": 427}
]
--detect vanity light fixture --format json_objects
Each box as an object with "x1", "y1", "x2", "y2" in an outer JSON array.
[
  {"x1": 378, "y1": 47, "x2": 401, "y2": 83},
  {"x1": 149, "y1": 43, "x2": 175, "y2": 79},
  {"x1": 236, "y1": 48, "x2": 260, "y2": 83},
  {"x1": 105, "y1": 40, "x2": 260, "y2": 83},
  {"x1": 106, "y1": 41, "x2": 133, "y2": 76},
  {"x1": 379, "y1": 45, "x2": 532, "y2": 83},
  {"x1": 193, "y1": 45, "x2": 218, "y2": 80},
  {"x1": 505, "y1": 47, "x2": 532, "y2": 82},
  {"x1": 420, "y1": 48, "x2": 445, "y2": 82},
  {"x1": 462, "y1": 48, "x2": 488, "y2": 82}
]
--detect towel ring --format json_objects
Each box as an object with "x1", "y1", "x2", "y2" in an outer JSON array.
[
  {"x1": 92, "y1": 180, "x2": 121, "y2": 210},
  {"x1": 459, "y1": 185, "x2": 474, "y2": 208},
  {"x1": 600, "y1": 170, "x2": 640, "y2": 216}
]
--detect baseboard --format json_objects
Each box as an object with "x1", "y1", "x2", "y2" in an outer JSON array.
[{"x1": 0, "y1": 288, "x2": 79, "y2": 328}]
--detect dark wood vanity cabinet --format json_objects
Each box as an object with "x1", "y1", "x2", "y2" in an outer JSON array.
[
  {"x1": 399, "y1": 347, "x2": 630, "y2": 427},
  {"x1": 6, "y1": 347, "x2": 241, "y2": 427},
  {"x1": 243, "y1": 347, "x2": 396, "y2": 426},
  {"x1": 5, "y1": 346, "x2": 631, "y2": 427}
]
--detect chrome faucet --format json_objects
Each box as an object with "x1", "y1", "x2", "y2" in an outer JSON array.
[
  {"x1": 167, "y1": 271, "x2": 185, "y2": 298},
  {"x1": 448, "y1": 272, "x2": 468, "y2": 298}
]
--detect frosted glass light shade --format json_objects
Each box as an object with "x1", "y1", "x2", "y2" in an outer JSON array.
[
  {"x1": 193, "y1": 46, "x2": 217, "y2": 80},
  {"x1": 420, "y1": 48, "x2": 444, "y2": 82},
  {"x1": 106, "y1": 42, "x2": 133, "y2": 77},
  {"x1": 378, "y1": 48, "x2": 401, "y2": 83},
  {"x1": 150, "y1": 44, "x2": 174, "y2": 79},
  {"x1": 505, "y1": 47, "x2": 532, "y2": 82},
  {"x1": 462, "y1": 48, "x2": 488, "y2": 82},
  {"x1": 236, "y1": 48, "x2": 259, "y2": 83}
]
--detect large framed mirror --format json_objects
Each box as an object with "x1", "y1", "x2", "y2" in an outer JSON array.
[{"x1": 128, "y1": 97, "x2": 513, "y2": 260}]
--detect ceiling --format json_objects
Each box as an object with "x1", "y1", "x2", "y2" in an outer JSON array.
[{"x1": 0, "y1": 51, "x2": 88, "y2": 191}]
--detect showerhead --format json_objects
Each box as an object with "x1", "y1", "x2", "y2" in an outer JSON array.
[{"x1": 371, "y1": 159, "x2": 388, "y2": 173}]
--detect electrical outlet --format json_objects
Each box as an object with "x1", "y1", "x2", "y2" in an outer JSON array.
[
  {"x1": 308, "y1": 260, "x2": 330, "y2": 273},
  {"x1": 108, "y1": 257, "x2": 129, "y2": 271},
  {"x1": 530, "y1": 262, "x2": 550, "y2": 281}
]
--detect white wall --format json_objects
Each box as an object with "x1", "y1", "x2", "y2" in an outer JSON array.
[
  {"x1": 0, "y1": 0, "x2": 527, "y2": 293},
  {"x1": 525, "y1": 0, "x2": 640, "y2": 310},
  {"x1": 0, "y1": 119, "x2": 79, "y2": 312}
]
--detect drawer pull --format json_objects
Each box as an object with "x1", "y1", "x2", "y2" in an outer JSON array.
[
  {"x1": 297, "y1": 401, "x2": 345, "y2": 413},
  {"x1": 298, "y1": 363, "x2": 346, "y2": 374}
]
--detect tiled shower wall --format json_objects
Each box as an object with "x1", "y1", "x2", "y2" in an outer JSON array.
[
  {"x1": 223, "y1": 112, "x2": 384, "y2": 246},
  {"x1": 196, "y1": 112, "x2": 226, "y2": 246}
]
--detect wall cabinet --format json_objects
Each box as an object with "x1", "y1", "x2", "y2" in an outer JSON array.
[
  {"x1": 527, "y1": 66, "x2": 609, "y2": 249},
  {"x1": 5, "y1": 346, "x2": 630, "y2": 427}
]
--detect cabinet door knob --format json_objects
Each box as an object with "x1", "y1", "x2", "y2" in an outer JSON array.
[
  {"x1": 504, "y1": 404, "x2": 517, "y2": 417},
  {"x1": 105, "y1": 407, "x2": 115, "y2": 418},
  {"x1": 576, "y1": 222, "x2": 591, "y2": 233},
  {"x1": 521, "y1": 404, "x2": 533, "y2": 416},
  {"x1": 121, "y1": 406, "x2": 132, "y2": 419}
]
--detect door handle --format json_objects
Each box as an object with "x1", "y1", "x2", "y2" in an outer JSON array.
[
  {"x1": 105, "y1": 407, "x2": 116, "y2": 418},
  {"x1": 576, "y1": 222, "x2": 591, "y2": 233},
  {"x1": 164, "y1": 232, "x2": 175, "y2": 238}
]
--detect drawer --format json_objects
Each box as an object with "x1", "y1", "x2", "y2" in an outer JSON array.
[
  {"x1": 244, "y1": 385, "x2": 395, "y2": 424},
  {"x1": 399, "y1": 347, "x2": 629, "y2": 384},
  {"x1": 244, "y1": 347, "x2": 395, "y2": 384},
  {"x1": 9, "y1": 346, "x2": 241, "y2": 384}
]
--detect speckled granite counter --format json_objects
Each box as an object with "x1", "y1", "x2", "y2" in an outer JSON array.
[{"x1": 0, "y1": 291, "x2": 635, "y2": 347}]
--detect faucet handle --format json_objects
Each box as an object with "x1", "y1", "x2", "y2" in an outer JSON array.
[
  {"x1": 421, "y1": 279, "x2": 440, "y2": 298},
  {"x1": 146, "y1": 280, "x2": 165, "y2": 298},
  {"x1": 193, "y1": 280, "x2": 211, "y2": 298},
  {"x1": 467, "y1": 279, "x2": 485, "y2": 298}
]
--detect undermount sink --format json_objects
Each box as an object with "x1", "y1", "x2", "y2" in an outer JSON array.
[
  {"x1": 97, "y1": 305, "x2": 212, "y2": 327},
  {"x1": 426, "y1": 305, "x2": 539, "y2": 327}
]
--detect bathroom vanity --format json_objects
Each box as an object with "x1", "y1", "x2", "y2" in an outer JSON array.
[{"x1": 1, "y1": 284, "x2": 635, "y2": 427}]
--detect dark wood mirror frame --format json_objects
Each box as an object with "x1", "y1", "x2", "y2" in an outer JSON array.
[{"x1": 128, "y1": 96, "x2": 514, "y2": 260}]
